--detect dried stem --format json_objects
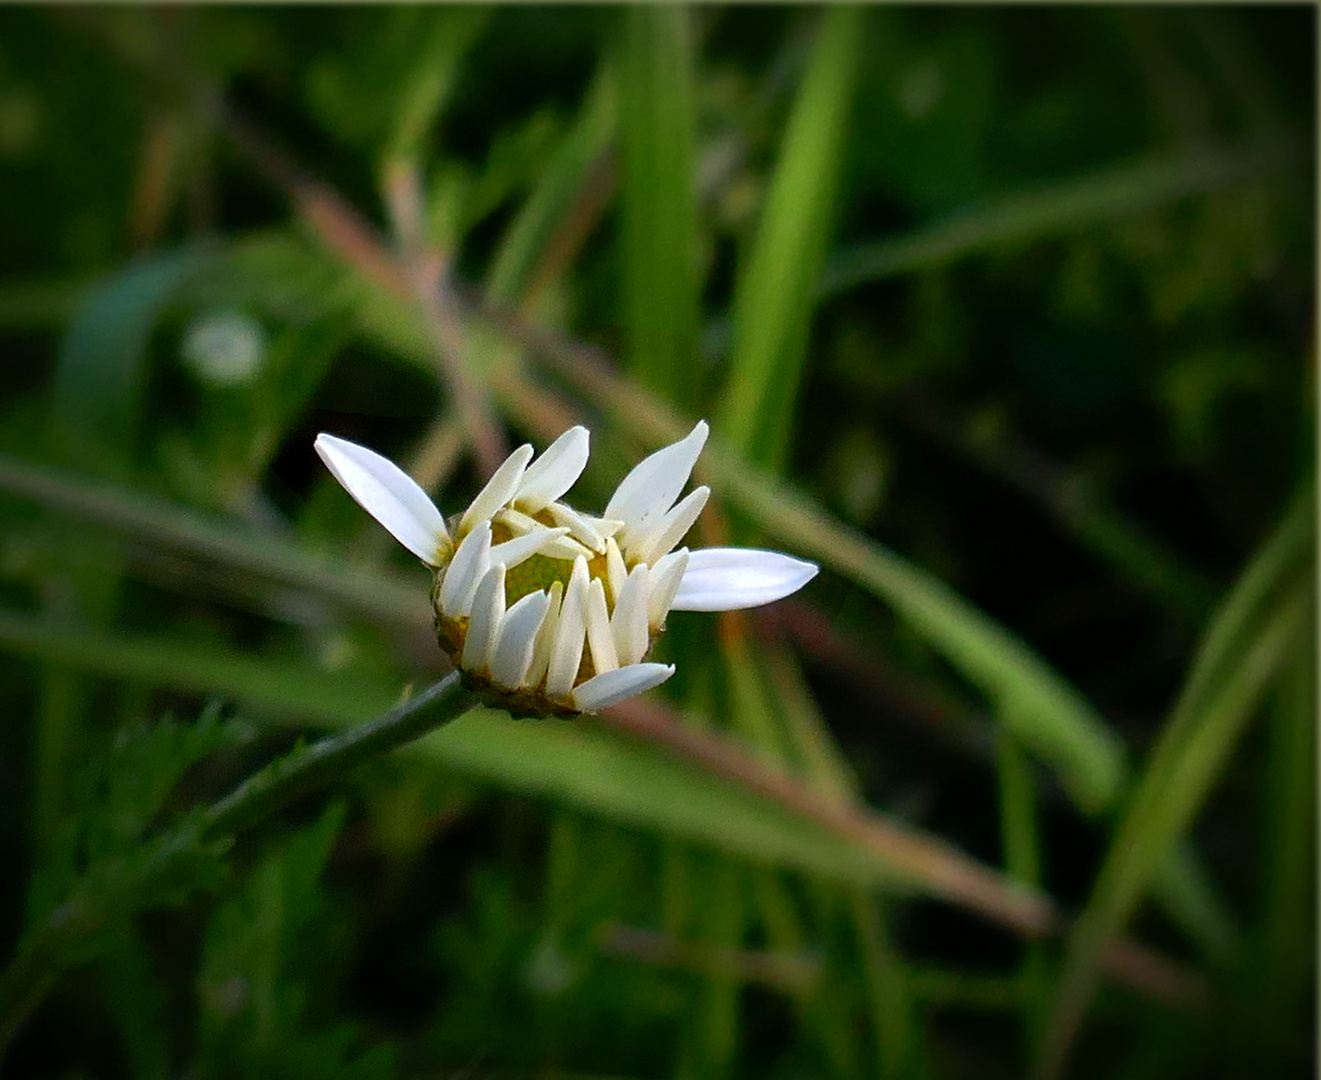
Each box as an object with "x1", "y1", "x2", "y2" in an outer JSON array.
[{"x1": 601, "y1": 697, "x2": 1209, "y2": 1009}]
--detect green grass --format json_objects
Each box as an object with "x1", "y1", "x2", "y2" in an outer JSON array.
[{"x1": 0, "y1": 6, "x2": 1311, "y2": 1079}]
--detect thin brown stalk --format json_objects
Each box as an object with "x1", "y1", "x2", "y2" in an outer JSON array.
[
  {"x1": 598, "y1": 922, "x2": 821, "y2": 995},
  {"x1": 212, "y1": 98, "x2": 507, "y2": 478},
  {"x1": 602, "y1": 697, "x2": 1210, "y2": 1010},
  {"x1": 381, "y1": 160, "x2": 508, "y2": 476}
]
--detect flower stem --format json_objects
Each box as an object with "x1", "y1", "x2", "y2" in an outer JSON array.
[
  {"x1": 0, "y1": 672, "x2": 480, "y2": 1060},
  {"x1": 200, "y1": 671, "x2": 477, "y2": 840}
]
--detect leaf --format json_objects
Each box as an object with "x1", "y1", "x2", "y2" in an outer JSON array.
[
  {"x1": 26, "y1": 704, "x2": 238, "y2": 928},
  {"x1": 52, "y1": 246, "x2": 216, "y2": 472},
  {"x1": 383, "y1": 8, "x2": 489, "y2": 165}
]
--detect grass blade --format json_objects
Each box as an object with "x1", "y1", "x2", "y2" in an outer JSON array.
[
  {"x1": 617, "y1": 6, "x2": 701, "y2": 409},
  {"x1": 718, "y1": 7, "x2": 864, "y2": 470},
  {"x1": 0, "y1": 453, "x2": 429, "y2": 630},
  {"x1": 1037, "y1": 491, "x2": 1313, "y2": 1078},
  {"x1": 818, "y1": 139, "x2": 1306, "y2": 297},
  {"x1": 0, "y1": 605, "x2": 1197, "y2": 1009},
  {"x1": 52, "y1": 246, "x2": 215, "y2": 471},
  {"x1": 486, "y1": 64, "x2": 617, "y2": 306}
]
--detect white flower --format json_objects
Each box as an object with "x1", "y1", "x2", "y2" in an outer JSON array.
[{"x1": 314, "y1": 421, "x2": 818, "y2": 715}]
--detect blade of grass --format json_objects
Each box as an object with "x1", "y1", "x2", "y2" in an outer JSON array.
[
  {"x1": 718, "y1": 6, "x2": 863, "y2": 471},
  {"x1": 617, "y1": 6, "x2": 701, "y2": 411},
  {"x1": 0, "y1": 453, "x2": 430, "y2": 630},
  {"x1": 1036, "y1": 491, "x2": 1313, "y2": 1079},
  {"x1": 1258, "y1": 633, "x2": 1314, "y2": 995},
  {"x1": 818, "y1": 138, "x2": 1306, "y2": 297},
  {"x1": 52, "y1": 246, "x2": 215, "y2": 471},
  {"x1": 0, "y1": 606, "x2": 1201, "y2": 1007},
  {"x1": 380, "y1": 8, "x2": 489, "y2": 169},
  {"x1": 683, "y1": 863, "x2": 743, "y2": 1079},
  {"x1": 996, "y1": 726, "x2": 1050, "y2": 1054},
  {"x1": 725, "y1": 619, "x2": 918, "y2": 1072},
  {"x1": 486, "y1": 64, "x2": 617, "y2": 306}
]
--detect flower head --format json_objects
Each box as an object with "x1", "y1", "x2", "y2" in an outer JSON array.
[{"x1": 315, "y1": 422, "x2": 818, "y2": 715}]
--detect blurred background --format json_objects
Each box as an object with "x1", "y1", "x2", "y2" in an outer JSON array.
[{"x1": 0, "y1": 6, "x2": 1314, "y2": 1079}]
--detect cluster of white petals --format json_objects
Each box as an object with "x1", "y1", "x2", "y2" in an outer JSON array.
[{"x1": 315, "y1": 421, "x2": 818, "y2": 714}]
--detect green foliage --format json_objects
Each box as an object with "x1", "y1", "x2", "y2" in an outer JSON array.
[
  {"x1": 197, "y1": 804, "x2": 394, "y2": 1080},
  {"x1": 26, "y1": 705, "x2": 237, "y2": 931},
  {"x1": 0, "y1": 6, "x2": 1313, "y2": 1079}
]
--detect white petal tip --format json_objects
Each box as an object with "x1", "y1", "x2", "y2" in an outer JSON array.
[
  {"x1": 670, "y1": 548, "x2": 818, "y2": 612},
  {"x1": 571, "y1": 663, "x2": 676, "y2": 713}
]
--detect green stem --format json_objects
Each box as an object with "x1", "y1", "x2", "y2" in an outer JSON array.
[
  {"x1": 200, "y1": 672, "x2": 476, "y2": 839},
  {"x1": 0, "y1": 672, "x2": 479, "y2": 1060},
  {"x1": 996, "y1": 728, "x2": 1049, "y2": 1055}
]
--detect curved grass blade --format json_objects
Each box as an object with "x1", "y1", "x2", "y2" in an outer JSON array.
[
  {"x1": 0, "y1": 453, "x2": 429, "y2": 630},
  {"x1": 53, "y1": 245, "x2": 216, "y2": 472},
  {"x1": 718, "y1": 7, "x2": 864, "y2": 471},
  {"x1": 1036, "y1": 490, "x2": 1313, "y2": 1078},
  {"x1": 819, "y1": 139, "x2": 1306, "y2": 297}
]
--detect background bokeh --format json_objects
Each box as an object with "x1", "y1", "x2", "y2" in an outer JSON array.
[{"x1": 0, "y1": 6, "x2": 1314, "y2": 1079}]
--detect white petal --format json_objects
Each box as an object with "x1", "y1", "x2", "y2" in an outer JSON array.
[
  {"x1": 315, "y1": 433, "x2": 449, "y2": 565},
  {"x1": 671, "y1": 548, "x2": 819, "y2": 611},
  {"x1": 458, "y1": 443, "x2": 534, "y2": 536},
  {"x1": 545, "y1": 501, "x2": 606, "y2": 553},
  {"x1": 488, "y1": 590, "x2": 550, "y2": 690},
  {"x1": 490, "y1": 526, "x2": 571, "y2": 570},
  {"x1": 584, "y1": 516, "x2": 626, "y2": 539},
  {"x1": 571, "y1": 663, "x2": 675, "y2": 713},
  {"x1": 462, "y1": 563, "x2": 506, "y2": 671},
  {"x1": 604, "y1": 420, "x2": 709, "y2": 534},
  {"x1": 634, "y1": 485, "x2": 709, "y2": 565},
  {"x1": 584, "y1": 577, "x2": 618, "y2": 675},
  {"x1": 524, "y1": 580, "x2": 563, "y2": 690},
  {"x1": 513, "y1": 426, "x2": 590, "y2": 513},
  {"x1": 541, "y1": 534, "x2": 596, "y2": 561},
  {"x1": 604, "y1": 536, "x2": 627, "y2": 605},
  {"x1": 648, "y1": 548, "x2": 689, "y2": 629},
  {"x1": 545, "y1": 556, "x2": 589, "y2": 699},
  {"x1": 611, "y1": 563, "x2": 651, "y2": 667},
  {"x1": 438, "y1": 520, "x2": 492, "y2": 618},
  {"x1": 495, "y1": 507, "x2": 540, "y2": 535}
]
